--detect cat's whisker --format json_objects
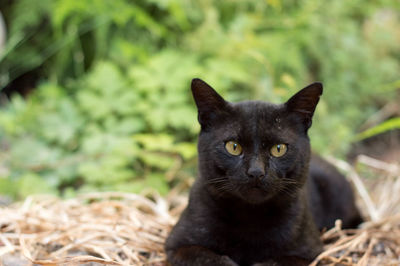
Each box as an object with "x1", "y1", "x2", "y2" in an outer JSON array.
[
  {"x1": 280, "y1": 178, "x2": 301, "y2": 185},
  {"x1": 274, "y1": 183, "x2": 299, "y2": 198},
  {"x1": 211, "y1": 180, "x2": 234, "y2": 192},
  {"x1": 205, "y1": 177, "x2": 228, "y2": 185}
]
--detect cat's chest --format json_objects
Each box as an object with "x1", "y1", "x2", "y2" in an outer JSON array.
[
  {"x1": 207, "y1": 219, "x2": 295, "y2": 265},
  {"x1": 209, "y1": 208, "x2": 296, "y2": 248},
  {"x1": 224, "y1": 220, "x2": 292, "y2": 243}
]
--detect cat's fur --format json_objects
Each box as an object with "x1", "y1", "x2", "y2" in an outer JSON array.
[{"x1": 165, "y1": 79, "x2": 362, "y2": 266}]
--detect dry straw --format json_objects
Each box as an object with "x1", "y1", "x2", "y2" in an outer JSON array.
[{"x1": 0, "y1": 155, "x2": 399, "y2": 265}]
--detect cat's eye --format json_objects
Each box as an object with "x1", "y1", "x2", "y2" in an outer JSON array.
[
  {"x1": 270, "y1": 144, "x2": 287, "y2": 157},
  {"x1": 225, "y1": 141, "x2": 243, "y2": 156}
]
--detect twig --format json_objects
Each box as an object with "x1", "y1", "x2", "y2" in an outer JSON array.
[
  {"x1": 359, "y1": 101, "x2": 400, "y2": 131},
  {"x1": 357, "y1": 155, "x2": 399, "y2": 174},
  {"x1": 326, "y1": 156, "x2": 380, "y2": 221}
]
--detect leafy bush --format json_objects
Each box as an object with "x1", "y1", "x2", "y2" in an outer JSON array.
[{"x1": 0, "y1": 0, "x2": 399, "y2": 198}]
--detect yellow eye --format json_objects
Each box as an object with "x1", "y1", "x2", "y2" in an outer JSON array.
[
  {"x1": 270, "y1": 144, "x2": 287, "y2": 157},
  {"x1": 225, "y1": 141, "x2": 243, "y2": 156}
]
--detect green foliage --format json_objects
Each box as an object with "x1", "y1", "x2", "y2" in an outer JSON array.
[
  {"x1": 355, "y1": 118, "x2": 400, "y2": 141},
  {"x1": 0, "y1": 0, "x2": 399, "y2": 198}
]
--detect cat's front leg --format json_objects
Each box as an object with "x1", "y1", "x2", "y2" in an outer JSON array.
[
  {"x1": 167, "y1": 245, "x2": 238, "y2": 266},
  {"x1": 252, "y1": 256, "x2": 311, "y2": 266}
]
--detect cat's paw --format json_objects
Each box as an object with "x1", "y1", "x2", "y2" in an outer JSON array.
[
  {"x1": 252, "y1": 257, "x2": 310, "y2": 266},
  {"x1": 252, "y1": 262, "x2": 278, "y2": 266},
  {"x1": 220, "y1": 255, "x2": 239, "y2": 266}
]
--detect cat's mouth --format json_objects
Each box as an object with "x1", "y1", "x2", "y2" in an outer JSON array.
[
  {"x1": 239, "y1": 186, "x2": 270, "y2": 204},
  {"x1": 241, "y1": 181, "x2": 268, "y2": 196},
  {"x1": 235, "y1": 179, "x2": 280, "y2": 203},
  {"x1": 249, "y1": 183, "x2": 263, "y2": 190},
  {"x1": 248, "y1": 186, "x2": 264, "y2": 194},
  {"x1": 248, "y1": 178, "x2": 265, "y2": 189}
]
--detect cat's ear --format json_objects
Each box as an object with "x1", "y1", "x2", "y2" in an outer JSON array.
[
  {"x1": 285, "y1": 82, "x2": 323, "y2": 129},
  {"x1": 191, "y1": 78, "x2": 229, "y2": 128}
]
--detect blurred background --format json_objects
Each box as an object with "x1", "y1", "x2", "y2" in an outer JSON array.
[{"x1": 0, "y1": 0, "x2": 399, "y2": 200}]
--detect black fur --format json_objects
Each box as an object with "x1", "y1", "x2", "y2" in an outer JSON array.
[{"x1": 165, "y1": 79, "x2": 362, "y2": 266}]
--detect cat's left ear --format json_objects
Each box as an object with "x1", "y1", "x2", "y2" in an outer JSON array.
[{"x1": 285, "y1": 82, "x2": 323, "y2": 129}]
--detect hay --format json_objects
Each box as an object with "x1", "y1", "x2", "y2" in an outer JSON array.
[
  {"x1": 0, "y1": 155, "x2": 399, "y2": 266},
  {"x1": 0, "y1": 192, "x2": 187, "y2": 266},
  {"x1": 311, "y1": 215, "x2": 400, "y2": 265},
  {"x1": 311, "y1": 155, "x2": 400, "y2": 265}
]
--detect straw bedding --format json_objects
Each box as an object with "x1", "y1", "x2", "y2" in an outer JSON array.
[{"x1": 0, "y1": 155, "x2": 399, "y2": 266}]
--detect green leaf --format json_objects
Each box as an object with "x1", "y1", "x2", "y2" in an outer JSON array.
[
  {"x1": 137, "y1": 152, "x2": 175, "y2": 170},
  {"x1": 17, "y1": 173, "x2": 56, "y2": 198},
  {"x1": 355, "y1": 118, "x2": 400, "y2": 141}
]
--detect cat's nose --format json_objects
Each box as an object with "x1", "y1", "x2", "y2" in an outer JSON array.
[
  {"x1": 247, "y1": 158, "x2": 265, "y2": 179},
  {"x1": 247, "y1": 167, "x2": 265, "y2": 179}
]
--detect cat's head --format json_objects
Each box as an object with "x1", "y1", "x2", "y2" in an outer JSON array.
[{"x1": 192, "y1": 78, "x2": 322, "y2": 204}]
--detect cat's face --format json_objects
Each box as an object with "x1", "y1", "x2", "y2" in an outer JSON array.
[{"x1": 192, "y1": 79, "x2": 322, "y2": 204}]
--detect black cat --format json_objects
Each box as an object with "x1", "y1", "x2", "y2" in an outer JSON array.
[{"x1": 165, "y1": 79, "x2": 362, "y2": 266}]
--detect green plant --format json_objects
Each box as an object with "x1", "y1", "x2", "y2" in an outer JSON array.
[
  {"x1": 0, "y1": 0, "x2": 399, "y2": 199},
  {"x1": 355, "y1": 117, "x2": 400, "y2": 141}
]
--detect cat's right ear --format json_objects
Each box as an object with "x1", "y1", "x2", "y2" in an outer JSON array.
[{"x1": 191, "y1": 78, "x2": 229, "y2": 128}]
